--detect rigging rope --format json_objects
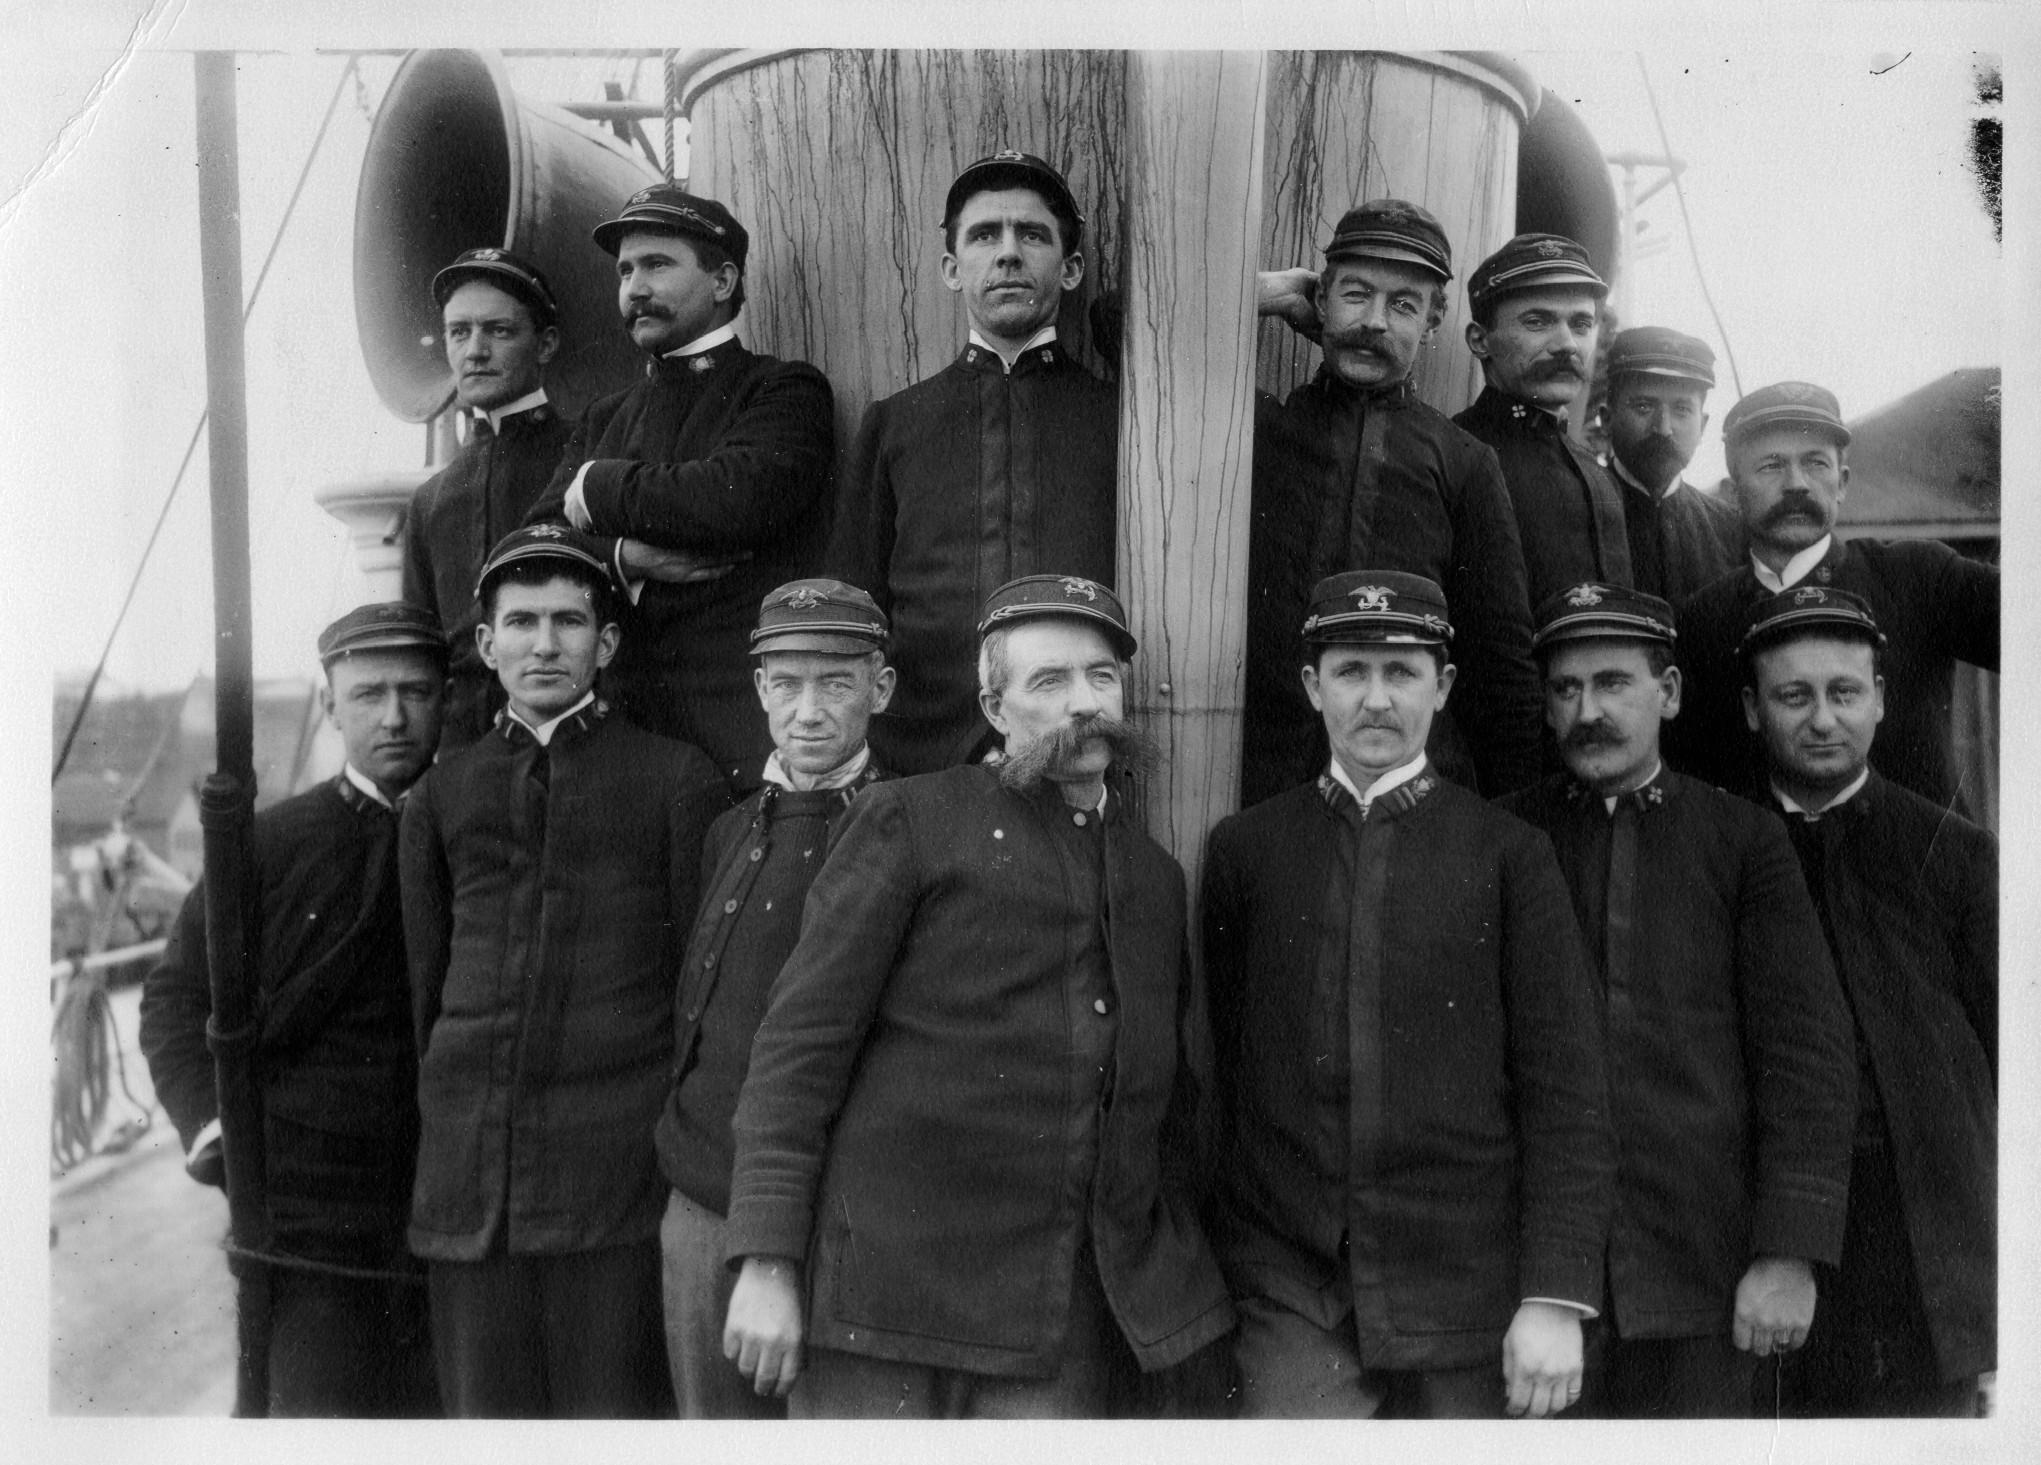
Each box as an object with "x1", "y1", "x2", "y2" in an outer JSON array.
[
  {"x1": 52, "y1": 54, "x2": 362, "y2": 785},
  {"x1": 1635, "y1": 54, "x2": 1745, "y2": 399}
]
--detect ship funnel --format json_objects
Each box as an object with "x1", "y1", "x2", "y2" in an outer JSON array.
[{"x1": 353, "y1": 49, "x2": 662, "y2": 423}]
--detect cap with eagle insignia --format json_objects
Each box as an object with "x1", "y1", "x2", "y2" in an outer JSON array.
[
  {"x1": 430, "y1": 246, "x2": 559, "y2": 326},
  {"x1": 1301, "y1": 569, "x2": 1454, "y2": 645},
  {"x1": 977, "y1": 573, "x2": 1134, "y2": 658},
  {"x1": 943, "y1": 150, "x2": 1085, "y2": 251},
  {"x1": 1737, "y1": 584, "x2": 1885, "y2": 658},
  {"x1": 1722, "y1": 380, "x2": 1851, "y2": 449},
  {"x1": 1467, "y1": 232, "x2": 1608, "y2": 318},
  {"x1": 1531, "y1": 582, "x2": 1677, "y2": 651},
  {"x1": 1607, "y1": 326, "x2": 1716, "y2": 389},
  {"x1": 749, "y1": 579, "x2": 891, "y2": 656},
  {"x1": 317, "y1": 602, "x2": 448, "y2": 666},
  {"x1": 1323, "y1": 197, "x2": 1453, "y2": 280},
  {"x1": 591, "y1": 183, "x2": 750, "y2": 267},
  {"x1": 474, "y1": 524, "x2": 618, "y2": 602}
]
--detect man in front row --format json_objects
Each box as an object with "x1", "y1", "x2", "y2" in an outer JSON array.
[
  {"x1": 401, "y1": 526, "x2": 729, "y2": 1416},
  {"x1": 1499, "y1": 583, "x2": 1856, "y2": 1416},
  {"x1": 1202, "y1": 570, "x2": 1615, "y2": 1418},
  {"x1": 653, "y1": 579, "x2": 896, "y2": 1418},
  {"x1": 1741, "y1": 589, "x2": 1996, "y2": 1416},
  {"x1": 141, "y1": 603, "x2": 448, "y2": 1416},
  {"x1": 721, "y1": 574, "x2": 1234, "y2": 1416}
]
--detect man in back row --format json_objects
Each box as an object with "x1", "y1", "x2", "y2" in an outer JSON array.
[
  {"x1": 827, "y1": 151, "x2": 1120, "y2": 774},
  {"x1": 529, "y1": 183, "x2": 837, "y2": 794}
]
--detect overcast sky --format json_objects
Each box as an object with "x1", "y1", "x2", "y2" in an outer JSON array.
[{"x1": 0, "y1": 9, "x2": 2012, "y2": 696}]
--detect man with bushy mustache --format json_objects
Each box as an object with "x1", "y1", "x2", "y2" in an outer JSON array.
[
  {"x1": 1243, "y1": 198, "x2": 1541, "y2": 806},
  {"x1": 719, "y1": 573, "x2": 1233, "y2": 1417},
  {"x1": 1499, "y1": 582, "x2": 1854, "y2": 1417},
  {"x1": 1665, "y1": 381, "x2": 1998, "y2": 812},
  {"x1": 526, "y1": 184, "x2": 835, "y2": 795},
  {"x1": 1453, "y1": 234, "x2": 1634, "y2": 609}
]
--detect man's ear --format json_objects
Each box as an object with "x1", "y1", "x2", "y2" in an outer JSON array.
[
  {"x1": 318, "y1": 678, "x2": 339, "y2": 728},
  {"x1": 595, "y1": 621, "x2": 622, "y2": 670},
  {"x1": 1058, "y1": 251, "x2": 1085, "y2": 294},
  {"x1": 1434, "y1": 660, "x2": 1458, "y2": 708},
  {"x1": 535, "y1": 324, "x2": 562, "y2": 367},
  {"x1": 1300, "y1": 663, "x2": 1324, "y2": 714},
  {"x1": 869, "y1": 663, "x2": 898, "y2": 717},
  {"x1": 1660, "y1": 664, "x2": 1683, "y2": 720},
  {"x1": 1741, "y1": 684, "x2": 1761, "y2": 733},
  {"x1": 1464, "y1": 319, "x2": 1491, "y2": 361},
  {"x1": 978, "y1": 685, "x2": 1007, "y2": 735},
  {"x1": 475, "y1": 621, "x2": 498, "y2": 670},
  {"x1": 940, "y1": 252, "x2": 962, "y2": 295},
  {"x1": 712, "y1": 262, "x2": 741, "y2": 306}
]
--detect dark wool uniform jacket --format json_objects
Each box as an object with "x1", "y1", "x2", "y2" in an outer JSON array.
[
  {"x1": 1244, "y1": 372, "x2": 1542, "y2": 803},
  {"x1": 1610, "y1": 462, "x2": 1746, "y2": 606},
  {"x1": 1776, "y1": 773, "x2": 1996, "y2": 1379},
  {"x1": 724, "y1": 764, "x2": 1235, "y2": 1377},
  {"x1": 526, "y1": 340, "x2": 835, "y2": 792},
  {"x1": 1201, "y1": 768, "x2": 1616, "y2": 1371},
  {"x1": 1498, "y1": 770, "x2": 1855, "y2": 1340},
  {"x1": 140, "y1": 775, "x2": 420, "y2": 1270},
  {"x1": 825, "y1": 342, "x2": 1118, "y2": 775},
  {"x1": 653, "y1": 758, "x2": 891, "y2": 1216},
  {"x1": 400, "y1": 403, "x2": 575, "y2": 752},
  {"x1": 399, "y1": 703, "x2": 729, "y2": 1261},
  {"x1": 1453, "y1": 386, "x2": 1634, "y2": 608},
  {"x1": 1670, "y1": 537, "x2": 2000, "y2": 814}
]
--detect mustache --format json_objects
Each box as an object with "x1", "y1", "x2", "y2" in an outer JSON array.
[
  {"x1": 1563, "y1": 723, "x2": 1625, "y2": 752},
  {"x1": 1321, "y1": 325, "x2": 1392, "y2": 356},
  {"x1": 1760, "y1": 493, "x2": 1828, "y2": 528},
  {"x1": 1529, "y1": 354, "x2": 1586, "y2": 382},
  {"x1": 625, "y1": 302, "x2": 673, "y2": 324},
  {"x1": 996, "y1": 714, "x2": 1161, "y2": 793}
]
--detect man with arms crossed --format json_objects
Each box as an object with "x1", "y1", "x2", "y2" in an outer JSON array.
[
  {"x1": 1500, "y1": 582, "x2": 1855, "y2": 1416},
  {"x1": 1741, "y1": 588, "x2": 1995, "y2": 1417},
  {"x1": 721, "y1": 574, "x2": 1233, "y2": 1416},
  {"x1": 1202, "y1": 570, "x2": 1614, "y2": 1418}
]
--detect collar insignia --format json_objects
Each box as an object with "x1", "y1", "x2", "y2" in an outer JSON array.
[
  {"x1": 1060, "y1": 577, "x2": 1099, "y2": 601},
  {"x1": 1349, "y1": 585, "x2": 1394, "y2": 612},
  {"x1": 1565, "y1": 584, "x2": 1603, "y2": 607}
]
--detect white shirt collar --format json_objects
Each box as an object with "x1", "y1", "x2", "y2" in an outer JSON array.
[
  {"x1": 508, "y1": 691, "x2": 595, "y2": 747},
  {"x1": 1610, "y1": 451, "x2": 1685, "y2": 502},
  {"x1": 968, "y1": 323, "x2": 1058, "y2": 372},
  {"x1": 1752, "y1": 535, "x2": 1834, "y2": 593},
  {"x1": 1328, "y1": 752, "x2": 1427, "y2": 811},
  {"x1": 1772, "y1": 767, "x2": 1869, "y2": 818},
  {"x1": 1602, "y1": 760, "x2": 1663, "y2": 814},
  {"x1": 761, "y1": 742, "x2": 872, "y2": 793},
  {"x1": 342, "y1": 763, "x2": 394, "y2": 809},
  {"x1": 482, "y1": 387, "x2": 549, "y2": 434},
  {"x1": 664, "y1": 319, "x2": 740, "y2": 358}
]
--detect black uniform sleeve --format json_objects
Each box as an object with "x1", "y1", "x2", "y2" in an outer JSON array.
[
  {"x1": 1197, "y1": 819, "x2": 1249, "y2": 1168},
  {"x1": 138, "y1": 883, "x2": 220, "y2": 1157},
  {"x1": 822, "y1": 398, "x2": 898, "y2": 613},
  {"x1": 579, "y1": 366, "x2": 836, "y2": 554},
  {"x1": 1733, "y1": 813, "x2": 1856, "y2": 1266},
  {"x1": 1443, "y1": 442, "x2": 1544, "y2": 793},
  {"x1": 1926, "y1": 542, "x2": 2000, "y2": 673},
  {"x1": 398, "y1": 773, "x2": 453, "y2": 1054}
]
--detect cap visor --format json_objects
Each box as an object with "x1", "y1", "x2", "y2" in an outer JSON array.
[
  {"x1": 751, "y1": 632, "x2": 885, "y2": 656},
  {"x1": 1325, "y1": 243, "x2": 1450, "y2": 279}
]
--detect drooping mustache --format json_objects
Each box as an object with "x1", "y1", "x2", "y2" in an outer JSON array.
[
  {"x1": 1529, "y1": 354, "x2": 1586, "y2": 382},
  {"x1": 1563, "y1": 723, "x2": 1624, "y2": 752},
  {"x1": 626, "y1": 303, "x2": 674, "y2": 324},
  {"x1": 1760, "y1": 493, "x2": 1827, "y2": 529},
  {"x1": 996, "y1": 714, "x2": 1161, "y2": 793}
]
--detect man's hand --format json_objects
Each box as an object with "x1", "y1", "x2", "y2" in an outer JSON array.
[
  {"x1": 1501, "y1": 1299, "x2": 1584, "y2": 1418},
  {"x1": 1733, "y1": 1255, "x2": 1816, "y2": 1356},
  {"x1": 1256, "y1": 267, "x2": 1322, "y2": 339},
  {"x1": 723, "y1": 1255, "x2": 805, "y2": 1397},
  {"x1": 616, "y1": 538, "x2": 750, "y2": 585}
]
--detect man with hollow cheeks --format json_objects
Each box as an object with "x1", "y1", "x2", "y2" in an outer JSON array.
[
  {"x1": 720, "y1": 573, "x2": 1233, "y2": 1418},
  {"x1": 1201, "y1": 568, "x2": 1615, "y2": 1419}
]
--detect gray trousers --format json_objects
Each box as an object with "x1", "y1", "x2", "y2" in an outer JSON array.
[{"x1": 659, "y1": 1188, "x2": 784, "y2": 1419}]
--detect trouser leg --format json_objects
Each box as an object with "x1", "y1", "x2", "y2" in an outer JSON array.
[
  {"x1": 660, "y1": 1189, "x2": 782, "y2": 1419},
  {"x1": 1231, "y1": 1294, "x2": 1388, "y2": 1419}
]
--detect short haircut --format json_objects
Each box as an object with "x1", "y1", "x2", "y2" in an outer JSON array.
[
  {"x1": 680, "y1": 234, "x2": 746, "y2": 313},
  {"x1": 1740, "y1": 628, "x2": 1883, "y2": 691},
  {"x1": 944, "y1": 183, "x2": 1082, "y2": 259},
  {"x1": 1310, "y1": 640, "x2": 1448, "y2": 675},
  {"x1": 481, "y1": 557, "x2": 617, "y2": 626}
]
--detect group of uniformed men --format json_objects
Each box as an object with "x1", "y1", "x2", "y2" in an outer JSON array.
[{"x1": 140, "y1": 147, "x2": 1997, "y2": 1423}]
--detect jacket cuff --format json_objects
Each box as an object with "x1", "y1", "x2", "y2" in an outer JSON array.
[
  {"x1": 1752, "y1": 1183, "x2": 1851, "y2": 1268},
  {"x1": 578, "y1": 459, "x2": 623, "y2": 534},
  {"x1": 721, "y1": 1197, "x2": 814, "y2": 1273},
  {"x1": 1517, "y1": 1239, "x2": 1605, "y2": 1314}
]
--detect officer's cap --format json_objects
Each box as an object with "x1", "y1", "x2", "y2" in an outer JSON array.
[
  {"x1": 1302, "y1": 570, "x2": 1454, "y2": 646},
  {"x1": 430, "y1": 247, "x2": 559, "y2": 326},
  {"x1": 592, "y1": 184, "x2": 750, "y2": 268},
  {"x1": 475, "y1": 524, "x2": 617, "y2": 604},
  {"x1": 978, "y1": 574, "x2": 1134, "y2": 659},
  {"x1": 1468, "y1": 232, "x2": 1607, "y2": 318},
  {"x1": 943, "y1": 150, "x2": 1085, "y2": 252},
  {"x1": 317, "y1": 602, "x2": 447, "y2": 667},
  {"x1": 1532, "y1": 582, "x2": 1677, "y2": 652},
  {"x1": 1722, "y1": 381, "x2": 1852, "y2": 451},
  {"x1": 1738, "y1": 585, "x2": 1886, "y2": 659},
  {"x1": 750, "y1": 579, "x2": 890, "y2": 657},
  {"x1": 1323, "y1": 198, "x2": 1453, "y2": 281},
  {"x1": 1607, "y1": 326, "x2": 1715, "y2": 389}
]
